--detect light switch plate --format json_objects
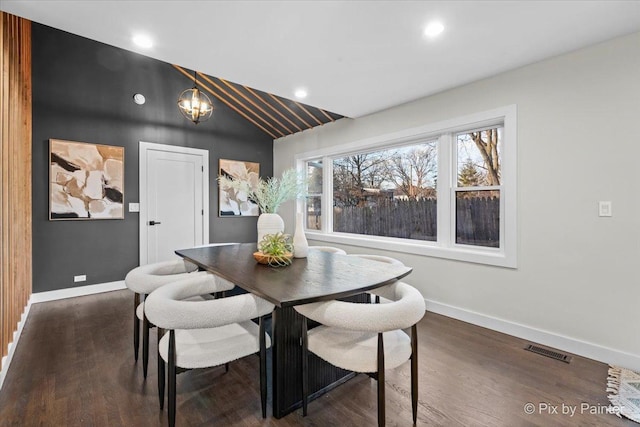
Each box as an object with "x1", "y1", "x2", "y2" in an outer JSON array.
[
  {"x1": 129, "y1": 202, "x2": 140, "y2": 213},
  {"x1": 598, "y1": 201, "x2": 612, "y2": 217}
]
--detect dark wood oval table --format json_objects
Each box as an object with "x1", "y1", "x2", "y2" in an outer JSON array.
[{"x1": 175, "y1": 243, "x2": 412, "y2": 418}]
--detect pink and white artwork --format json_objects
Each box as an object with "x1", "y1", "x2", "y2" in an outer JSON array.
[{"x1": 49, "y1": 139, "x2": 124, "y2": 220}]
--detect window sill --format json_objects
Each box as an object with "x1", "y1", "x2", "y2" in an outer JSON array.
[{"x1": 304, "y1": 231, "x2": 516, "y2": 269}]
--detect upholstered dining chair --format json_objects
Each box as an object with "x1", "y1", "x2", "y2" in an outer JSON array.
[
  {"x1": 144, "y1": 273, "x2": 275, "y2": 427},
  {"x1": 308, "y1": 246, "x2": 347, "y2": 255},
  {"x1": 348, "y1": 253, "x2": 404, "y2": 266},
  {"x1": 294, "y1": 282, "x2": 425, "y2": 427},
  {"x1": 348, "y1": 254, "x2": 404, "y2": 303},
  {"x1": 124, "y1": 259, "x2": 234, "y2": 378}
]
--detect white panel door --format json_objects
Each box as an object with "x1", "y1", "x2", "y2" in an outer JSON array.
[{"x1": 142, "y1": 145, "x2": 207, "y2": 264}]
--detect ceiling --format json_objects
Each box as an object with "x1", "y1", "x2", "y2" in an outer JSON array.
[
  {"x1": 2, "y1": 1, "x2": 640, "y2": 119},
  {"x1": 173, "y1": 65, "x2": 343, "y2": 138}
]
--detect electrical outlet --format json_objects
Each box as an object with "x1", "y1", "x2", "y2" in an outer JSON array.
[{"x1": 74, "y1": 275, "x2": 86, "y2": 282}]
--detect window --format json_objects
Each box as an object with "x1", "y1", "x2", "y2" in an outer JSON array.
[
  {"x1": 297, "y1": 106, "x2": 516, "y2": 267},
  {"x1": 304, "y1": 159, "x2": 323, "y2": 230},
  {"x1": 455, "y1": 127, "x2": 502, "y2": 248}
]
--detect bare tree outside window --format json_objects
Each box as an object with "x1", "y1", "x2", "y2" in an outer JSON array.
[
  {"x1": 457, "y1": 128, "x2": 502, "y2": 187},
  {"x1": 387, "y1": 144, "x2": 437, "y2": 200},
  {"x1": 455, "y1": 127, "x2": 503, "y2": 247},
  {"x1": 330, "y1": 142, "x2": 437, "y2": 241},
  {"x1": 333, "y1": 152, "x2": 390, "y2": 208}
]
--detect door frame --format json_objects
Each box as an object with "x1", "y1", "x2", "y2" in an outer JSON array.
[{"x1": 139, "y1": 141, "x2": 209, "y2": 265}]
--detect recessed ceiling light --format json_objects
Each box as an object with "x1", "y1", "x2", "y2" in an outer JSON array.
[
  {"x1": 132, "y1": 34, "x2": 153, "y2": 49},
  {"x1": 424, "y1": 21, "x2": 444, "y2": 38},
  {"x1": 294, "y1": 88, "x2": 308, "y2": 99}
]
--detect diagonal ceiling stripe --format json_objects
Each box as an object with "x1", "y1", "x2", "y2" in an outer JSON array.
[{"x1": 173, "y1": 65, "x2": 343, "y2": 138}]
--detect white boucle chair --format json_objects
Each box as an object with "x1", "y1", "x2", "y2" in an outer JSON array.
[
  {"x1": 124, "y1": 259, "x2": 234, "y2": 378},
  {"x1": 348, "y1": 253, "x2": 404, "y2": 265},
  {"x1": 144, "y1": 273, "x2": 275, "y2": 427},
  {"x1": 308, "y1": 246, "x2": 347, "y2": 255},
  {"x1": 294, "y1": 282, "x2": 425, "y2": 427},
  {"x1": 348, "y1": 254, "x2": 404, "y2": 303}
]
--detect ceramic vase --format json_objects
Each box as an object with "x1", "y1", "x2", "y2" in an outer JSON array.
[
  {"x1": 257, "y1": 213, "x2": 285, "y2": 249},
  {"x1": 293, "y1": 212, "x2": 309, "y2": 258}
]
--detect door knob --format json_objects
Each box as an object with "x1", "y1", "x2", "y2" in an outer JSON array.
[{"x1": 148, "y1": 220, "x2": 162, "y2": 226}]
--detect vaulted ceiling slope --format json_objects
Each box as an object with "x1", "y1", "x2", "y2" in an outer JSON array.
[
  {"x1": 174, "y1": 65, "x2": 342, "y2": 138},
  {"x1": 2, "y1": 1, "x2": 640, "y2": 118}
]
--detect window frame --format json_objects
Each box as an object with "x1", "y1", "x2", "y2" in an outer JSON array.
[
  {"x1": 450, "y1": 125, "x2": 504, "y2": 250},
  {"x1": 303, "y1": 158, "x2": 324, "y2": 231},
  {"x1": 295, "y1": 105, "x2": 517, "y2": 268}
]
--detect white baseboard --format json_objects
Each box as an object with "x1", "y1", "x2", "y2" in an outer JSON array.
[
  {"x1": 29, "y1": 280, "x2": 127, "y2": 304},
  {"x1": 426, "y1": 299, "x2": 640, "y2": 372},
  {"x1": 0, "y1": 301, "x2": 32, "y2": 393}
]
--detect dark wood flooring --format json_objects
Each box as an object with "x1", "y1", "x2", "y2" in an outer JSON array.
[{"x1": 0, "y1": 290, "x2": 635, "y2": 426}]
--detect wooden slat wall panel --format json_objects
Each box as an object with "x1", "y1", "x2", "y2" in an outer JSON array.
[{"x1": 0, "y1": 12, "x2": 32, "y2": 371}]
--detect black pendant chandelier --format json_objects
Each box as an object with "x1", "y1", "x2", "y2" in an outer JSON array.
[{"x1": 177, "y1": 70, "x2": 213, "y2": 124}]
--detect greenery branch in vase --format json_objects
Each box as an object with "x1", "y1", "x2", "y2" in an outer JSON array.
[
  {"x1": 218, "y1": 168, "x2": 306, "y2": 214},
  {"x1": 218, "y1": 168, "x2": 308, "y2": 246}
]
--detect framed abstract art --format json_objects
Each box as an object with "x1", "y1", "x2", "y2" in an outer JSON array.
[
  {"x1": 218, "y1": 158, "x2": 259, "y2": 216},
  {"x1": 49, "y1": 139, "x2": 124, "y2": 220}
]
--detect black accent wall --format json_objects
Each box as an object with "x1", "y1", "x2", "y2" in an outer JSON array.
[{"x1": 32, "y1": 24, "x2": 273, "y2": 292}]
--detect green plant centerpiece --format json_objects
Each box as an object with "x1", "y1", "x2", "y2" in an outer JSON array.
[{"x1": 253, "y1": 232, "x2": 294, "y2": 267}]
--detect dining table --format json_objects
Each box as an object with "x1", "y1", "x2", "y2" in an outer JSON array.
[{"x1": 175, "y1": 242, "x2": 412, "y2": 418}]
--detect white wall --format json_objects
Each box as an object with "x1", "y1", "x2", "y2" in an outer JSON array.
[{"x1": 274, "y1": 32, "x2": 640, "y2": 369}]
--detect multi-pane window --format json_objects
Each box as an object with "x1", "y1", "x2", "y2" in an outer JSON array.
[{"x1": 297, "y1": 105, "x2": 516, "y2": 267}]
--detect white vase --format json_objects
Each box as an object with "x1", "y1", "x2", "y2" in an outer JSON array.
[
  {"x1": 257, "y1": 213, "x2": 285, "y2": 249},
  {"x1": 293, "y1": 212, "x2": 309, "y2": 258}
]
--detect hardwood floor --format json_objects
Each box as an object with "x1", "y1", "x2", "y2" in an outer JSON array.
[{"x1": 0, "y1": 290, "x2": 635, "y2": 426}]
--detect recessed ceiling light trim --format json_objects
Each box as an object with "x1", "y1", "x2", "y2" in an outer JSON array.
[
  {"x1": 132, "y1": 34, "x2": 153, "y2": 49},
  {"x1": 424, "y1": 21, "x2": 444, "y2": 38},
  {"x1": 294, "y1": 88, "x2": 308, "y2": 99}
]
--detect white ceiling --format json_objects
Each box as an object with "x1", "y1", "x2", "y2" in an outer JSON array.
[{"x1": 2, "y1": 1, "x2": 640, "y2": 118}]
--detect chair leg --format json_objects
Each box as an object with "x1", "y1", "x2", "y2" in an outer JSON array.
[
  {"x1": 377, "y1": 332, "x2": 385, "y2": 427},
  {"x1": 301, "y1": 316, "x2": 309, "y2": 417},
  {"x1": 158, "y1": 327, "x2": 165, "y2": 410},
  {"x1": 142, "y1": 296, "x2": 150, "y2": 378},
  {"x1": 411, "y1": 324, "x2": 418, "y2": 424},
  {"x1": 168, "y1": 330, "x2": 177, "y2": 427},
  {"x1": 133, "y1": 293, "x2": 140, "y2": 361},
  {"x1": 259, "y1": 315, "x2": 267, "y2": 418}
]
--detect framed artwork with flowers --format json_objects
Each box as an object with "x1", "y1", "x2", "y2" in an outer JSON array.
[{"x1": 218, "y1": 159, "x2": 260, "y2": 216}]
